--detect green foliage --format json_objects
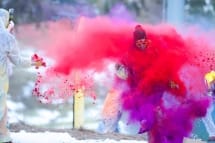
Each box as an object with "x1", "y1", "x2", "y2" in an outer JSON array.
[
  {"x1": 0, "y1": 0, "x2": 50, "y2": 24},
  {"x1": 185, "y1": 0, "x2": 215, "y2": 26},
  {"x1": 3, "y1": 0, "x2": 211, "y2": 24},
  {"x1": 186, "y1": 0, "x2": 214, "y2": 16}
]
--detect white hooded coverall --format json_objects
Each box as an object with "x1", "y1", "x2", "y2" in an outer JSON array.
[{"x1": 0, "y1": 8, "x2": 31, "y2": 142}]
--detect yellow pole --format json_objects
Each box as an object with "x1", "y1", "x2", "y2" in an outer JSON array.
[{"x1": 73, "y1": 71, "x2": 85, "y2": 129}]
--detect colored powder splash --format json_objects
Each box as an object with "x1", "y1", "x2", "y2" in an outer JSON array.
[
  {"x1": 28, "y1": 17, "x2": 134, "y2": 104},
  {"x1": 184, "y1": 30, "x2": 215, "y2": 73},
  {"x1": 37, "y1": 17, "x2": 134, "y2": 74},
  {"x1": 118, "y1": 25, "x2": 211, "y2": 143},
  {"x1": 18, "y1": 17, "x2": 215, "y2": 143},
  {"x1": 32, "y1": 69, "x2": 95, "y2": 104}
]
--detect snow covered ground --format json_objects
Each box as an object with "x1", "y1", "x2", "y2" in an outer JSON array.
[{"x1": 11, "y1": 131, "x2": 146, "y2": 143}]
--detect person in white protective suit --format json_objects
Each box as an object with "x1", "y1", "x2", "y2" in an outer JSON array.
[{"x1": 0, "y1": 8, "x2": 42, "y2": 143}]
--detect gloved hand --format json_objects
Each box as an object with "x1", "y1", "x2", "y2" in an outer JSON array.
[
  {"x1": 31, "y1": 54, "x2": 46, "y2": 69},
  {"x1": 115, "y1": 63, "x2": 128, "y2": 80},
  {"x1": 7, "y1": 20, "x2": 14, "y2": 33}
]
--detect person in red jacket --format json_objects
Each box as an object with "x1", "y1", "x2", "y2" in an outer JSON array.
[{"x1": 98, "y1": 25, "x2": 150, "y2": 134}]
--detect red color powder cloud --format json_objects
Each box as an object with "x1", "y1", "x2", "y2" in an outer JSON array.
[{"x1": 18, "y1": 17, "x2": 215, "y2": 143}]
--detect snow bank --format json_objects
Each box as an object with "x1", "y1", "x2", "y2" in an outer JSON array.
[{"x1": 11, "y1": 131, "x2": 146, "y2": 143}]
